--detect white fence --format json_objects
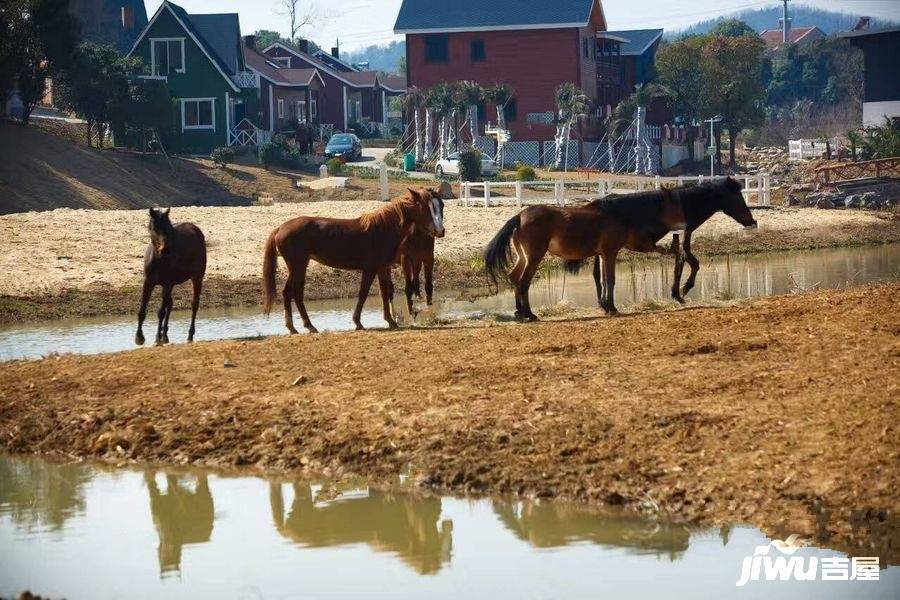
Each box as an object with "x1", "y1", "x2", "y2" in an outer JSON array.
[
  {"x1": 459, "y1": 173, "x2": 771, "y2": 208},
  {"x1": 228, "y1": 119, "x2": 270, "y2": 147},
  {"x1": 788, "y1": 139, "x2": 829, "y2": 160}
]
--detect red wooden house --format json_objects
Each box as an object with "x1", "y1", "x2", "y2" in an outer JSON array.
[{"x1": 395, "y1": 0, "x2": 618, "y2": 142}]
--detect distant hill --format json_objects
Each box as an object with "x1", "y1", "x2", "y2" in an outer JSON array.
[
  {"x1": 343, "y1": 40, "x2": 405, "y2": 75},
  {"x1": 671, "y1": 5, "x2": 897, "y2": 39}
]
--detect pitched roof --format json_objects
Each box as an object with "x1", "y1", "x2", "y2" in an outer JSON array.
[
  {"x1": 312, "y1": 50, "x2": 360, "y2": 73},
  {"x1": 342, "y1": 71, "x2": 378, "y2": 87},
  {"x1": 130, "y1": 1, "x2": 240, "y2": 91},
  {"x1": 759, "y1": 26, "x2": 823, "y2": 48},
  {"x1": 602, "y1": 29, "x2": 664, "y2": 56},
  {"x1": 244, "y1": 45, "x2": 324, "y2": 87},
  {"x1": 381, "y1": 75, "x2": 407, "y2": 93},
  {"x1": 838, "y1": 26, "x2": 900, "y2": 40},
  {"x1": 394, "y1": 0, "x2": 597, "y2": 33},
  {"x1": 262, "y1": 41, "x2": 382, "y2": 89}
]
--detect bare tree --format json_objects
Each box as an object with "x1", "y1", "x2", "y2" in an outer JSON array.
[{"x1": 275, "y1": 0, "x2": 315, "y2": 43}]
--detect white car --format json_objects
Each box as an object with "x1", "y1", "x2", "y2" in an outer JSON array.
[{"x1": 434, "y1": 152, "x2": 499, "y2": 177}]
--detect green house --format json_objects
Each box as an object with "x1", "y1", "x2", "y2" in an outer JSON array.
[{"x1": 126, "y1": 1, "x2": 260, "y2": 154}]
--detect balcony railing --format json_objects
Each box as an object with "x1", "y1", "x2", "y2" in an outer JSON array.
[{"x1": 231, "y1": 71, "x2": 259, "y2": 89}]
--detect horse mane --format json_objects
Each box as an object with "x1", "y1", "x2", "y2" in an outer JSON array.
[
  {"x1": 586, "y1": 190, "x2": 672, "y2": 226},
  {"x1": 359, "y1": 195, "x2": 416, "y2": 231}
]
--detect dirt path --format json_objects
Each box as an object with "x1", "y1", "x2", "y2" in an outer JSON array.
[
  {"x1": 1, "y1": 202, "x2": 898, "y2": 323},
  {"x1": 1, "y1": 284, "x2": 897, "y2": 561}
]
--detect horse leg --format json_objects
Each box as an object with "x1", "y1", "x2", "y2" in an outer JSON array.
[
  {"x1": 591, "y1": 256, "x2": 604, "y2": 309},
  {"x1": 423, "y1": 254, "x2": 434, "y2": 306},
  {"x1": 161, "y1": 285, "x2": 173, "y2": 344},
  {"x1": 681, "y1": 232, "x2": 701, "y2": 297},
  {"x1": 281, "y1": 273, "x2": 299, "y2": 334},
  {"x1": 600, "y1": 250, "x2": 619, "y2": 315},
  {"x1": 508, "y1": 237, "x2": 528, "y2": 319},
  {"x1": 187, "y1": 276, "x2": 202, "y2": 342},
  {"x1": 155, "y1": 285, "x2": 170, "y2": 345},
  {"x1": 517, "y1": 244, "x2": 546, "y2": 322},
  {"x1": 403, "y1": 257, "x2": 417, "y2": 317},
  {"x1": 377, "y1": 267, "x2": 399, "y2": 329},
  {"x1": 291, "y1": 256, "x2": 317, "y2": 334},
  {"x1": 135, "y1": 277, "x2": 154, "y2": 346},
  {"x1": 671, "y1": 234, "x2": 686, "y2": 304},
  {"x1": 352, "y1": 270, "x2": 377, "y2": 330}
]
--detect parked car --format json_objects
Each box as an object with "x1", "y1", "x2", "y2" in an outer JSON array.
[
  {"x1": 325, "y1": 134, "x2": 362, "y2": 161},
  {"x1": 434, "y1": 152, "x2": 499, "y2": 177}
]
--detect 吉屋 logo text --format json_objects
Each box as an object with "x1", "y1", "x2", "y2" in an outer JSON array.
[{"x1": 735, "y1": 535, "x2": 880, "y2": 586}]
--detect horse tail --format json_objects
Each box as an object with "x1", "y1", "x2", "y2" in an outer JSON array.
[
  {"x1": 561, "y1": 259, "x2": 587, "y2": 274},
  {"x1": 262, "y1": 228, "x2": 280, "y2": 315},
  {"x1": 484, "y1": 213, "x2": 521, "y2": 284}
]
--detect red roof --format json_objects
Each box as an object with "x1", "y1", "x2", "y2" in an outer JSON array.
[
  {"x1": 243, "y1": 46, "x2": 320, "y2": 87},
  {"x1": 759, "y1": 26, "x2": 823, "y2": 48}
]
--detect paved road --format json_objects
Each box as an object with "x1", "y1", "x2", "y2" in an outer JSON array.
[{"x1": 347, "y1": 147, "x2": 435, "y2": 181}]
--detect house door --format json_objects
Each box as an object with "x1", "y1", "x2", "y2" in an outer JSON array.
[{"x1": 235, "y1": 102, "x2": 246, "y2": 123}]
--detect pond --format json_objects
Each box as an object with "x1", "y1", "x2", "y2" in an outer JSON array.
[
  {"x1": 0, "y1": 244, "x2": 897, "y2": 362},
  {"x1": 1, "y1": 455, "x2": 896, "y2": 599}
]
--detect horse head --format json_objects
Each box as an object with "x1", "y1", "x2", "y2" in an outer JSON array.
[
  {"x1": 660, "y1": 187, "x2": 687, "y2": 231},
  {"x1": 407, "y1": 187, "x2": 445, "y2": 238},
  {"x1": 718, "y1": 178, "x2": 757, "y2": 229},
  {"x1": 148, "y1": 208, "x2": 175, "y2": 256}
]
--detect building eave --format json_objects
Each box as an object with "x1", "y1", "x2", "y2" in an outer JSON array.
[{"x1": 394, "y1": 22, "x2": 589, "y2": 35}]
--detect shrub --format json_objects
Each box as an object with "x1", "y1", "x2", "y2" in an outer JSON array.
[
  {"x1": 326, "y1": 157, "x2": 345, "y2": 176},
  {"x1": 258, "y1": 142, "x2": 280, "y2": 169},
  {"x1": 857, "y1": 117, "x2": 900, "y2": 161},
  {"x1": 458, "y1": 149, "x2": 482, "y2": 182},
  {"x1": 516, "y1": 164, "x2": 537, "y2": 181},
  {"x1": 210, "y1": 146, "x2": 235, "y2": 168}
]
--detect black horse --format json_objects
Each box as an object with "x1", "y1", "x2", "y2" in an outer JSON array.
[
  {"x1": 580, "y1": 177, "x2": 758, "y2": 309},
  {"x1": 135, "y1": 208, "x2": 207, "y2": 346}
]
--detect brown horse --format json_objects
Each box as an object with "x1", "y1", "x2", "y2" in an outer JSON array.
[
  {"x1": 262, "y1": 188, "x2": 445, "y2": 333},
  {"x1": 135, "y1": 208, "x2": 207, "y2": 346},
  {"x1": 484, "y1": 188, "x2": 686, "y2": 320},
  {"x1": 398, "y1": 186, "x2": 448, "y2": 317}
]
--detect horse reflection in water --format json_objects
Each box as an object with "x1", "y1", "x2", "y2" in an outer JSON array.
[
  {"x1": 144, "y1": 472, "x2": 215, "y2": 575},
  {"x1": 269, "y1": 482, "x2": 452, "y2": 575},
  {"x1": 493, "y1": 500, "x2": 691, "y2": 561}
]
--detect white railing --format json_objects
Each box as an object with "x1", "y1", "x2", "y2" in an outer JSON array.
[
  {"x1": 459, "y1": 173, "x2": 771, "y2": 208},
  {"x1": 231, "y1": 71, "x2": 259, "y2": 89},
  {"x1": 228, "y1": 118, "x2": 269, "y2": 147}
]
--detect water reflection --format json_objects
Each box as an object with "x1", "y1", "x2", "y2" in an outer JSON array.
[
  {"x1": 1, "y1": 456, "x2": 898, "y2": 599},
  {"x1": 269, "y1": 482, "x2": 452, "y2": 575},
  {"x1": 0, "y1": 457, "x2": 90, "y2": 532},
  {"x1": 145, "y1": 472, "x2": 214, "y2": 575},
  {"x1": 492, "y1": 500, "x2": 690, "y2": 560}
]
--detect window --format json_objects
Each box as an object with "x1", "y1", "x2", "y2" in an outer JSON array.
[
  {"x1": 425, "y1": 34, "x2": 448, "y2": 64},
  {"x1": 181, "y1": 98, "x2": 214, "y2": 130},
  {"x1": 504, "y1": 99, "x2": 517, "y2": 123},
  {"x1": 470, "y1": 39, "x2": 485, "y2": 62},
  {"x1": 151, "y1": 38, "x2": 184, "y2": 76},
  {"x1": 310, "y1": 97, "x2": 318, "y2": 120},
  {"x1": 272, "y1": 56, "x2": 291, "y2": 68},
  {"x1": 277, "y1": 98, "x2": 284, "y2": 119},
  {"x1": 583, "y1": 38, "x2": 588, "y2": 59},
  {"x1": 296, "y1": 100, "x2": 307, "y2": 122}
]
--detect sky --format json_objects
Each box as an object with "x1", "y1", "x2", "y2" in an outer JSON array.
[{"x1": 145, "y1": 0, "x2": 900, "y2": 51}]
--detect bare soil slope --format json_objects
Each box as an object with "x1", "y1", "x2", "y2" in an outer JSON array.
[{"x1": 1, "y1": 284, "x2": 897, "y2": 561}]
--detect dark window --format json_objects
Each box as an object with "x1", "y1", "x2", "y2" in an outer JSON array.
[
  {"x1": 471, "y1": 39, "x2": 485, "y2": 61},
  {"x1": 583, "y1": 38, "x2": 588, "y2": 59},
  {"x1": 504, "y1": 99, "x2": 517, "y2": 123},
  {"x1": 476, "y1": 101, "x2": 486, "y2": 122},
  {"x1": 425, "y1": 35, "x2": 448, "y2": 64}
]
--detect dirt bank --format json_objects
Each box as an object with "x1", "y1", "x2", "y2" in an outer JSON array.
[
  {"x1": 1, "y1": 284, "x2": 898, "y2": 561},
  {"x1": 1, "y1": 203, "x2": 898, "y2": 323}
]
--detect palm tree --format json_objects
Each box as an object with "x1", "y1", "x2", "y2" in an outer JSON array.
[
  {"x1": 426, "y1": 84, "x2": 453, "y2": 160},
  {"x1": 403, "y1": 86, "x2": 425, "y2": 162},
  {"x1": 485, "y1": 83, "x2": 514, "y2": 131},
  {"x1": 457, "y1": 80, "x2": 483, "y2": 147},
  {"x1": 553, "y1": 82, "x2": 589, "y2": 170},
  {"x1": 607, "y1": 83, "x2": 673, "y2": 173}
]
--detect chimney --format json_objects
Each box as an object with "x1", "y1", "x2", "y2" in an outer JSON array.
[
  {"x1": 243, "y1": 35, "x2": 256, "y2": 50},
  {"x1": 121, "y1": 5, "x2": 135, "y2": 30},
  {"x1": 854, "y1": 17, "x2": 871, "y2": 31},
  {"x1": 297, "y1": 38, "x2": 309, "y2": 54},
  {"x1": 780, "y1": 0, "x2": 791, "y2": 44},
  {"x1": 332, "y1": 40, "x2": 340, "y2": 59}
]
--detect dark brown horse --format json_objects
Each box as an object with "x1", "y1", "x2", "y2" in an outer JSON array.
[
  {"x1": 135, "y1": 208, "x2": 207, "y2": 346},
  {"x1": 262, "y1": 188, "x2": 445, "y2": 333},
  {"x1": 484, "y1": 188, "x2": 686, "y2": 320}
]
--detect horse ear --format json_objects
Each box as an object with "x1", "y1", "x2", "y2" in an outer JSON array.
[
  {"x1": 163, "y1": 208, "x2": 171, "y2": 217},
  {"x1": 149, "y1": 208, "x2": 156, "y2": 217}
]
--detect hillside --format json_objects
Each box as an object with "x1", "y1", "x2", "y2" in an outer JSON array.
[
  {"x1": 672, "y1": 5, "x2": 897, "y2": 38},
  {"x1": 0, "y1": 120, "x2": 369, "y2": 215},
  {"x1": 343, "y1": 40, "x2": 405, "y2": 75}
]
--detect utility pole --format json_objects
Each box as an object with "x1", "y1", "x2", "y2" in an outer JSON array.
[{"x1": 781, "y1": 0, "x2": 792, "y2": 44}]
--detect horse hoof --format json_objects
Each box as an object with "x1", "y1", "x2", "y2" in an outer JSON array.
[
  {"x1": 306, "y1": 326, "x2": 319, "y2": 334},
  {"x1": 135, "y1": 333, "x2": 145, "y2": 346},
  {"x1": 387, "y1": 321, "x2": 399, "y2": 330},
  {"x1": 355, "y1": 324, "x2": 365, "y2": 331},
  {"x1": 524, "y1": 314, "x2": 539, "y2": 322}
]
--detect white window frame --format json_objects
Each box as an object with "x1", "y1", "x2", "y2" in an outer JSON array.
[
  {"x1": 296, "y1": 99, "x2": 307, "y2": 123},
  {"x1": 272, "y1": 56, "x2": 291, "y2": 68},
  {"x1": 277, "y1": 98, "x2": 285, "y2": 119},
  {"x1": 180, "y1": 97, "x2": 216, "y2": 131},
  {"x1": 150, "y1": 37, "x2": 186, "y2": 76},
  {"x1": 310, "y1": 97, "x2": 318, "y2": 120}
]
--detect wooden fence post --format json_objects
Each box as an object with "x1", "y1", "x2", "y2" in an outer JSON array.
[
  {"x1": 462, "y1": 181, "x2": 470, "y2": 207},
  {"x1": 379, "y1": 163, "x2": 389, "y2": 202},
  {"x1": 515, "y1": 180, "x2": 523, "y2": 207},
  {"x1": 483, "y1": 181, "x2": 491, "y2": 208}
]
